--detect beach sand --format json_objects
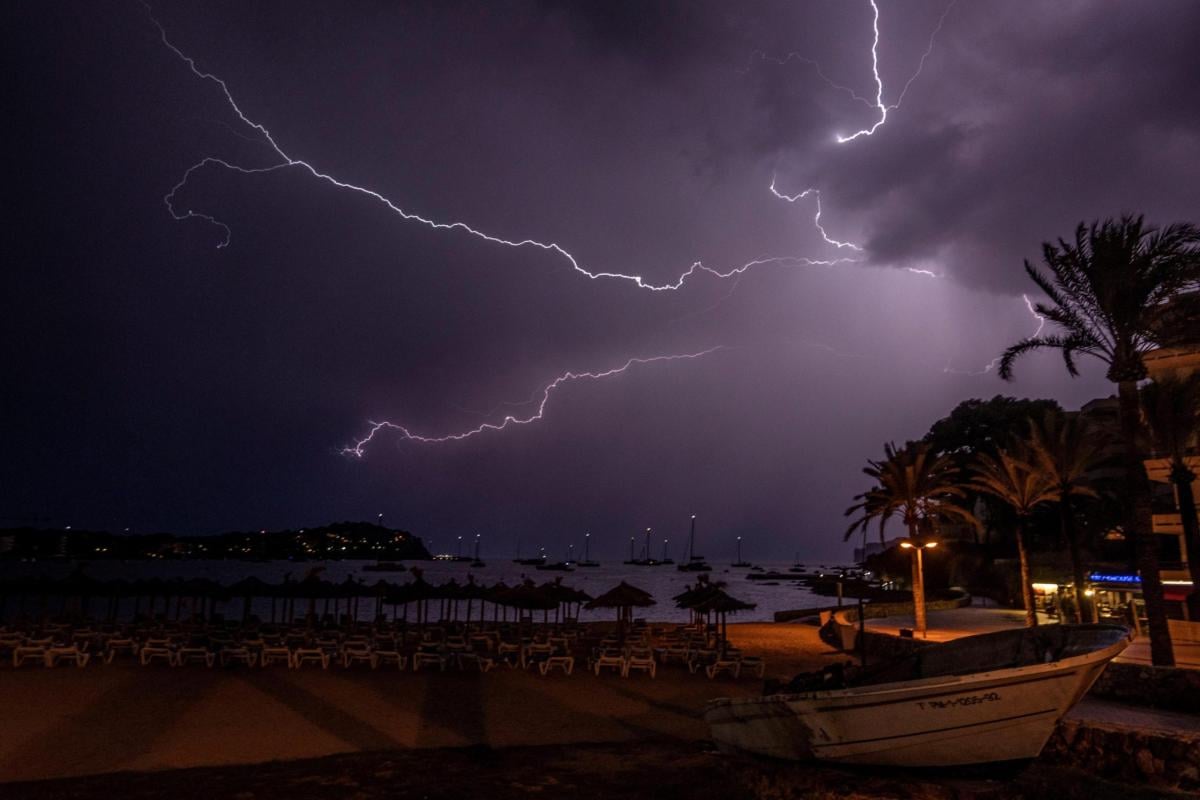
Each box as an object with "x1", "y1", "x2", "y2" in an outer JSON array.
[
  {"x1": 3, "y1": 738, "x2": 1172, "y2": 800},
  {"x1": 0, "y1": 622, "x2": 842, "y2": 784}
]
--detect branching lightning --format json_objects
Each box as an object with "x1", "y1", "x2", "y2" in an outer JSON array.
[
  {"x1": 745, "y1": 0, "x2": 956, "y2": 144},
  {"x1": 835, "y1": 0, "x2": 958, "y2": 143},
  {"x1": 341, "y1": 347, "x2": 726, "y2": 454},
  {"x1": 942, "y1": 294, "x2": 1046, "y2": 376},
  {"x1": 768, "y1": 177, "x2": 862, "y2": 251},
  {"x1": 145, "y1": 6, "x2": 863, "y2": 292},
  {"x1": 141, "y1": 0, "x2": 983, "y2": 459}
]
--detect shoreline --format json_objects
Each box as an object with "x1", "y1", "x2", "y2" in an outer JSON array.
[{"x1": 4, "y1": 739, "x2": 1177, "y2": 800}]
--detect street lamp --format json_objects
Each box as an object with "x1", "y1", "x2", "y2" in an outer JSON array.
[{"x1": 899, "y1": 539, "x2": 938, "y2": 637}]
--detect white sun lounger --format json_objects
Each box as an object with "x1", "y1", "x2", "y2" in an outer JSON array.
[
  {"x1": 13, "y1": 645, "x2": 47, "y2": 668},
  {"x1": 140, "y1": 646, "x2": 175, "y2": 667},
  {"x1": 292, "y1": 648, "x2": 330, "y2": 669},
  {"x1": 45, "y1": 646, "x2": 91, "y2": 668}
]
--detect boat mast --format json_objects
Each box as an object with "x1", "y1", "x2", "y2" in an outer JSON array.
[
  {"x1": 584, "y1": 533, "x2": 590, "y2": 561},
  {"x1": 688, "y1": 515, "x2": 696, "y2": 561}
]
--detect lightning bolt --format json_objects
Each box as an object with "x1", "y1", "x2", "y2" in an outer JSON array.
[
  {"x1": 141, "y1": 1, "x2": 975, "y2": 459},
  {"x1": 832, "y1": 0, "x2": 957, "y2": 144},
  {"x1": 1023, "y1": 292, "x2": 1047, "y2": 338},
  {"x1": 942, "y1": 294, "x2": 1046, "y2": 376},
  {"x1": 342, "y1": 347, "x2": 725, "y2": 455},
  {"x1": 145, "y1": 6, "x2": 865, "y2": 292},
  {"x1": 768, "y1": 177, "x2": 862, "y2": 251}
]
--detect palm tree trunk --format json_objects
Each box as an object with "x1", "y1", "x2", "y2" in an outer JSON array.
[
  {"x1": 1061, "y1": 495, "x2": 1089, "y2": 623},
  {"x1": 1015, "y1": 519, "x2": 1037, "y2": 628},
  {"x1": 1117, "y1": 379, "x2": 1174, "y2": 666},
  {"x1": 908, "y1": 523, "x2": 927, "y2": 635},
  {"x1": 1174, "y1": 470, "x2": 1200, "y2": 621}
]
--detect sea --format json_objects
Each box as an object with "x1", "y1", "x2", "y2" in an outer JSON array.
[{"x1": 0, "y1": 559, "x2": 838, "y2": 624}]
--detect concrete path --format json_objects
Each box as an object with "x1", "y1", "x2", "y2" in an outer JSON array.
[{"x1": 1070, "y1": 696, "x2": 1200, "y2": 735}]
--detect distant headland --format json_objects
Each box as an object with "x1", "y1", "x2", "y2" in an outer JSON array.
[{"x1": 0, "y1": 521, "x2": 431, "y2": 562}]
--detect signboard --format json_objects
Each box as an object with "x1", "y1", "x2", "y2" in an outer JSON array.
[{"x1": 1087, "y1": 572, "x2": 1140, "y2": 584}]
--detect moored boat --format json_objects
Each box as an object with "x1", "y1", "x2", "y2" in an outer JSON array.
[
  {"x1": 361, "y1": 561, "x2": 406, "y2": 572},
  {"x1": 705, "y1": 624, "x2": 1130, "y2": 767}
]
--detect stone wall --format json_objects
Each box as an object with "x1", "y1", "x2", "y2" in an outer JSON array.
[
  {"x1": 1088, "y1": 660, "x2": 1200, "y2": 713},
  {"x1": 1042, "y1": 717, "x2": 1200, "y2": 792},
  {"x1": 778, "y1": 589, "x2": 971, "y2": 624}
]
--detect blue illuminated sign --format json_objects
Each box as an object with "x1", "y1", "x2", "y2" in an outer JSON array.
[{"x1": 1087, "y1": 572, "x2": 1140, "y2": 584}]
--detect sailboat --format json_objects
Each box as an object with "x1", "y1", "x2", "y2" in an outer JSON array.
[
  {"x1": 677, "y1": 515, "x2": 712, "y2": 572},
  {"x1": 626, "y1": 528, "x2": 670, "y2": 566},
  {"x1": 514, "y1": 541, "x2": 547, "y2": 567},
  {"x1": 470, "y1": 535, "x2": 486, "y2": 568},
  {"x1": 537, "y1": 544, "x2": 575, "y2": 572},
  {"x1": 731, "y1": 535, "x2": 752, "y2": 568},
  {"x1": 577, "y1": 533, "x2": 600, "y2": 567}
]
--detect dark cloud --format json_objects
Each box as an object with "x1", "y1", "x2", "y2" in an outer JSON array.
[{"x1": 2, "y1": 0, "x2": 1195, "y2": 559}]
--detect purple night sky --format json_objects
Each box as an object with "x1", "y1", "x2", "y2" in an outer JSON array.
[{"x1": 5, "y1": 1, "x2": 1199, "y2": 561}]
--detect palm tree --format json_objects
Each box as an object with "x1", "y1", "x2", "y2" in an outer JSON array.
[
  {"x1": 1141, "y1": 373, "x2": 1200, "y2": 620},
  {"x1": 1025, "y1": 411, "x2": 1104, "y2": 623},
  {"x1": 999, "y1": 215, "x2": 1200, "y2": 666},
  {"x1": 969, "y1": 445, "x2": 1058, "y2": 627},
  {"x1": 845, "y1": 442, "x2": 976, "y2": 634}
]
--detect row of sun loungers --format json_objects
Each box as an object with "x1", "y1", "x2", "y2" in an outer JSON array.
[{"x1": 0, "y1": 621, "x2": 764, "y2": 679}]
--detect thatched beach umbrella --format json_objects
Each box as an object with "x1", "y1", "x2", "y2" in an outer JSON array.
[
  {"x1": 486, "y1": 581, "x2": 511, "y2": 623},
  {"x1": 437, "y1": 578, "x2": 464, "y2": 622},
  {"x1": 367, "y1": 579, "x2": 395, "y2": 621},
  {"x1": 503, "y1": 579, "x2": 559, "y2": 625},
  {"x1": 336, "y1": 576, "x2": 367, "y2": 622},
  {"x1": 402, "y1": 568, "x2": 438, "y2": 624},
  {"x1": 459, "y1": 575, "x2": 489, "y2": 624},
  {"x1": 230, "y1": 576, "x2": 272, "y2": 623},
  {"x1": 689, "y1": 588, "x2": 755, "y2": 652},
  {"x1": 673, "y1": 574, "x2": 728, "y2": 626},
  {"x1": 539, "y1": 578, "x2": 592, "y2": 623},
  {"x1": 585, "y1": 581, "x2": 655, "y2": 639}
]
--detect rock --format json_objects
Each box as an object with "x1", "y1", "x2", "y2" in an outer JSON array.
[{"x1": 1134, "y1": 748, "x2": 1158, "y2": 777}]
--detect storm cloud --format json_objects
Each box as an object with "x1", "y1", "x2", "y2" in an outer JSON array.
[{"x1": 4, "y1": 1, "x2": 1197, "y2": 560}]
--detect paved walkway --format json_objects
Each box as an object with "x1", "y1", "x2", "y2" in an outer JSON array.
[{"x1": 1070, "y1": 696, "x2": 1200, "y2": 735}]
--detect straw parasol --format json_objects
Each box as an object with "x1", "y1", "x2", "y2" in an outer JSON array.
[
  {"x1": 585, "y1": 581, "x2": 655, "y2": 639},
  {"x1": 687, "y1": 588, "x2": 755, "y2": 652}
]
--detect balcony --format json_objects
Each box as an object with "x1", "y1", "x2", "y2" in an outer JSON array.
[{"x1": 1144, "y1": 453, "x2": 1200, "y2": 484}]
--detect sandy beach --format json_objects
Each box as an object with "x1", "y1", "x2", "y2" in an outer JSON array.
[{"x1": 0, "y1": 623, "x2": 841, "y2": 784}]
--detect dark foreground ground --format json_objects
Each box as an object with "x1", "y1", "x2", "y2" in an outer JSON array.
[{"x1": 6, "y1": 739, "x2": 1190, "y2": 800}]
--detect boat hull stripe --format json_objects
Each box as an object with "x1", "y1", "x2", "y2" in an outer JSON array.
[
  {"x1": 811, "y1": 670, "x2": 1078, "y2": 712},
  {"x1": 809, "y1": 707, "x2": 1059, "y2": 748}
]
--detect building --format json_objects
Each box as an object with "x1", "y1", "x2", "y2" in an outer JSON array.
[
  {"x1": 1050, "y1": 313, "x2": 1200, "y2": 621},
  {"x1": 1142, "y1": 339, "x2": 1200, "y2": 616}
]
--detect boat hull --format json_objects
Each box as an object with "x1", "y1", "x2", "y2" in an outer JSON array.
[{"x1": 705, "y1": 626, "x2": 1128, "y2": 767}]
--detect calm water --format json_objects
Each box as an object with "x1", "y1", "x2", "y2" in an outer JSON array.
[{"x1": 0, "y1": 559, "x2": 839, "y2": 623}]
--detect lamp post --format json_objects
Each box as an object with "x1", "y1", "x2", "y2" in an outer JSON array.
[{"x1": 899, "y1": 539, "x2": 938, "y2": 637}]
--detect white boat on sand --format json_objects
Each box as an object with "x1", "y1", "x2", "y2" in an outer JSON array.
[{"x1": 705, "y1": 624, "x2": 1130, "y2": 767}]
